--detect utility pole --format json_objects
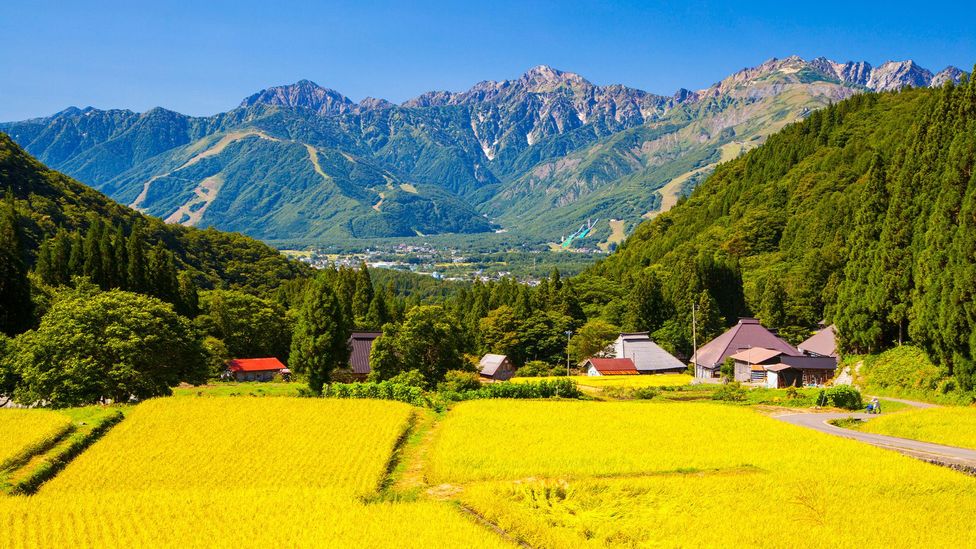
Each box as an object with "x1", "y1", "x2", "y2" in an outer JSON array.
[
  {"x1": 691, "y1": 301, "x2": 698, "y2": 378},
  {"x1": 565, "y1": 330, "x2": 573, "y2": 377}
]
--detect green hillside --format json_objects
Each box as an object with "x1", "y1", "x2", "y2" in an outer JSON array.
[
  {"x1": 584, "y1": 71, "x2": 976, "y2": 389},
  {"x1": 0, "y1": 132, "x2": 307, "y2": 294}
]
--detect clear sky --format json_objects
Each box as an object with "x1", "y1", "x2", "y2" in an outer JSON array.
[{"x1": 2, "y1": 0, "x2": 974, "y2": 121}]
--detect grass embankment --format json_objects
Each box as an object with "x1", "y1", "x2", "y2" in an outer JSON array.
[
  {"x1": 845, "y1": 346, "x2": 975, "y2": 406},
  {"x1": 1, "y1": 406, "x2": 124, "y2": 495},
  {"x1": 855, "y1": 406, "x2": 976, "y2": 450}
]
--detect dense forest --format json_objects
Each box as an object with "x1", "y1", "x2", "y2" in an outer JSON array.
[{"x1": 582, "y1": 69, "x2": 976, "y2": 390}]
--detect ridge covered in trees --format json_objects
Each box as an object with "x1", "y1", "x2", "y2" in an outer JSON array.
[{"x1": 583, "y1": 68, "x2": 976, "y2": 389}]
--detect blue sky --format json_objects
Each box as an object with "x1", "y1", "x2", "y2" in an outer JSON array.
[{"x1": 2, "y1": 0, "x2": 974, "y2": 121}]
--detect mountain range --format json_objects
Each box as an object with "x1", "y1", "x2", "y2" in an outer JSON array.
[{"x1": 1, "y1": 56, "x2": 965, "y2": 247}]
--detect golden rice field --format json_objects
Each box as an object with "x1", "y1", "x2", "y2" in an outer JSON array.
[
  {"x1": 0, "y1": 489, "x2": 508, "y2": 548},
  {"x1": 0, "y1": 398, "x2": 511, "y2": 548},
  {"x1": 857, "y1": 406, "x2": 976, "y2": 449},
  {"x1": 43, "y1": 397, "x2": 412, "y2": 496},
  {"x1": 432, "y1": 400, "x2": 976, "y2": 547},
  {"x1": 0, "y1": 410, "x2": 72, "y2": 472}
]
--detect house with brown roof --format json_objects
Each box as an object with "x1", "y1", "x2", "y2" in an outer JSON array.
[
  {"x1": 347, "y1": 332, "x2": 382, "y2": 380},
  {"x1": 729, "y1": 347, "x2": 788, "y2": 383},
  {"x1": 692, "y1": 318, "x2": 799, "y2": 379},
  {"x1": 584, "y1": 358, "x2": 639, "y2": 376},
  {"x1": 613, "y1": 333, "x2": 686, "y2": 374},
  {"x1": 479, "y1": 354, "x2": 515, "y2": 381},
  {"x1": 798, "y1": 325, "x2": 839, "y2": 360},
  {"x1": 226, "y1": 358, "x2": 290, "y2": 382}
]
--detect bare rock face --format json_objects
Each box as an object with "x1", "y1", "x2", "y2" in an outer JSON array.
[
  {"x1": 932, "y1": 66, "x2": 966, "y2": 87},
  {"x1": 240, "y1": 80, "x2": 357, "y2": 116},
  {"x1": 867, "y1": 61, "x2": 934, "y2": 91}
]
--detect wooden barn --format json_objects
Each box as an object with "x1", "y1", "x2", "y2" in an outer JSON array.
[
  {"x1": 479, "y1": 354, "x2": 515, "y2": 381},
  {"x1": 226, "y1": 358, "x2": 289, "y2": 382},
  {"x1": 764, "y1": 356, "x2": 837, "y2": 388}
]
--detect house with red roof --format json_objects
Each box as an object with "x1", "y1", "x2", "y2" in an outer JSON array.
[
  {"x1": 226, "y1": 357, "x2": 290, "y2": 382},
  {"x1": 692, "y1": 318, "x2": 799, "y2": 379},
  {"x1": 584, "y1": 358, "x2": 639, "y2": 376}
]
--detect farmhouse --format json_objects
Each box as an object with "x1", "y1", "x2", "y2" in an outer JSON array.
[
  {"x1": 729, "y1": 347, "x2": 788, "y2": 383},
  {"x1": 584, "y1": 358, "x2": 639, "y2": 376},
  {"x1": 764, "y1": 356, "x2": 837, "y2": 388},
  {"x1": 226, "y1": 358, "x2": 289, "y2": 382},
  {"x1": 613, "y1": 333, "x2": 686, "y2": 374},
  {"x1": 479, "y1": 354, "x2": 515, "y2": 381},
  {"x1": 692, "y1": 318, "x2": 799, "y2": 379},
  {"x1": 798, "y1": 324, "x2": 839, "y2": 360},
  {"x1": 348, "y1": 331, "x2": 383, "y2": 380}
]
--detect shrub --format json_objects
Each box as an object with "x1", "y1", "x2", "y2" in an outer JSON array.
[
  {"x1": 817, "y1": 385, "x2": 862, "y2": 410},
  {"x1": 712, "y1": 382, "x2": 747, "y2": 402},
  {"x1": 387, "y1": 369, "x2": 427, "y2": 388},
  {"x1": 518, "y1": 361, "x2": 553, "y2": 377},
  {"x1": 437, "y1": 370, "x2": 482, "y2": 392},
  {"x1": 320, "y1": 382, "x2": 427, "y2": 407}
]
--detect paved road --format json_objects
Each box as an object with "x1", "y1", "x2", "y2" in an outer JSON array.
[{"x1": 775, "y1": 411, "x2": 976, "y2": 473}]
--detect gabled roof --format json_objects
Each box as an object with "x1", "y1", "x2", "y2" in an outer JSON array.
[
  {"x1": 798, "y1": 325, "x2": 838, "y2": 358},
  {"x1": 728, "y1": 347, "x2": 785, "y2": 364},
  {"x1": 479, "y1": 354, "x2": 510, "y2": 376},
  {"x1": 349, "y1": 332, "x2": 382, "y2": 375},
  {"x1": 227, "y1": 357, "x2": 287, "y2": 373},
  {"x1": 616, "y1": 334, "x2": 686, "y2": 372},
  {"x1": 585, "y1": 358, "x2": 639, "y2": 375},
  {"x1": 693, "y1": 318, "x2": 799, "y2": 369}
]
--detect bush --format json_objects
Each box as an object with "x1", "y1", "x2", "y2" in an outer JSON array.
[
  {"x1": 319, "y1": 381, "x2": 427, "y2": 407},
  {"x1": 817, "y1": 385, "x2": 862, "y2": 410},
  {"x1": 438, "y1": 370, "x2": 482, "y2": 392},
  {"x1": 446, "y1": 378, "x2": 581, "y2": 402},
  {"x1": 387, "y1": 369, "x2": 427, "y2": 388},
  {"x1": 518, "y1": 360, "x2": 553, "y2": 377},
  {"x1": 712, "y1": 382, "x2": 747, "y2": 402}
]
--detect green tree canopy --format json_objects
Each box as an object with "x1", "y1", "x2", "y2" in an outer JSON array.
[{"x1": 7, "y1": 289, "x2": 206, "y2": 407}]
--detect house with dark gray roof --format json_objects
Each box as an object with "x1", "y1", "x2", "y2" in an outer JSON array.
[
  {"x1": 613, "y1": 333, "x2": 686, "y2": 374},
  {"x1": 692, "y1": 318, "x2": 799, "y2": 379},
  {"x1": 347, "y1": 332, "x2": 382, "y2": 380}
]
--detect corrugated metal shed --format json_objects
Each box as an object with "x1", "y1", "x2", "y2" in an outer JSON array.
[
  {"x1": 585, "y1": 358, "x2": 639, "y2": 375},
  {"x1": 348, "y1": 332, "x2": 383, "y2": 375}
]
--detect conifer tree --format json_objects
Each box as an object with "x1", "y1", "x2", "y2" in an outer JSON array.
[
  {"x1": 290, "y1": 275, "x2": 350, "y2": 393},
  {"x1": 0, "y1": 191, "x2": 32, "y2": 335},
  {"x1": 126, "y1": 223, "x2": 147, "y2": 293},
  {"x1": 352, "y1": 262, "x2": 374, "y2": 327}
]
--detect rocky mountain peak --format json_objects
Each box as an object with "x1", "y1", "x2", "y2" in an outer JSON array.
[
  {"x1": 867, "y1": 60, "x2": 933, "y2": 91},
  {"x1": 240, "y1": 79, "x2": 356, "y2": 116},
  {"x1": 932, "y1": 66, "x2": 966, "y2": 87},
  {"x1": 518, "y1": 65, "x2": 590, "y2": 91}
]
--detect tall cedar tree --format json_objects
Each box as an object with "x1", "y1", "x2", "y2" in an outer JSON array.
[
  {"x1": 290, "y1": 275, "x2": 350, "y2": 393},
  {"x1": 0, "y1": 191, "x2": 32, "y2": 335}
]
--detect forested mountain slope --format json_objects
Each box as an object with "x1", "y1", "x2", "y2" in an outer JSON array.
[
  {"x1": 588, "y1": 70, "x2": 976, "y2": 388},
  {"x1": 0, "y1": 133, "x2": 307, "y2": 294},
  {"x1": 2, "y1": 58, "x2": 963, "y2": 245}
]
